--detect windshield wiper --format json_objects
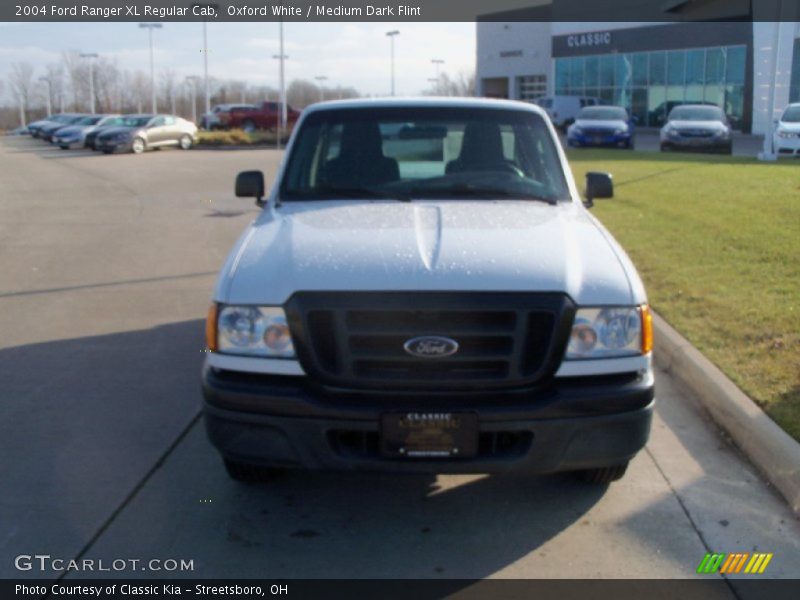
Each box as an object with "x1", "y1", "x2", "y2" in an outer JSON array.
[
  {"x1": 409, "y1": 183, "x2": 558, "y2": 205},
  {"x1": 296, "y1": 185, "x2": 411, "y2": 202}
]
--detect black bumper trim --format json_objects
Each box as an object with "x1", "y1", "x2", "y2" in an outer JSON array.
[{"x1": 201, "y1": 367, "x2": 655, "y2": 474}]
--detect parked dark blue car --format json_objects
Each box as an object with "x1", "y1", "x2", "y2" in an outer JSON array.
[{"x1": 566, "y1": 106, "x2": 635, "y2": 149}]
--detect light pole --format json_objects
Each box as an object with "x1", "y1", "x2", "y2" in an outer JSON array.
[
  {"x1": 431, "y1": 59, "x2": 445, "y2": 95},
  {"x1": 386, "y1": 30, "x2": 399, "y2": 96},
  {"x1": 273, "y1": 18, "x2": 288, "y2": 149},
  {"x1": 758, "y1": 15, "x2": 784, "y2": 161},
  {"x1": 186, "y1": 76, "x2": 200, "y2": 123},
  {"x1": 191, "y1": 3, "x2": 217, "y2": 117},
  {"x1": 139, "y1": 23, "x2": 162, "y2": 113},
  {"x1": 38, "y1": 76, "x2": 52, "y2": 116},
  {"x1": 80, "y1": 53, "x2": 99, "y2": 113},
  {"x1": 314, "y1": 76, "x2": 328, "y2": 102}
]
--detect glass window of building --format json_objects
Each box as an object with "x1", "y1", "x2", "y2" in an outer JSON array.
[
  {"x1": 569, "y1": 57, "x2": 584, "y2": 90},
  {"x1": 517, "y1": 75, "x2": 547, "y2": 101},
  {"x1": 667, "y1": 50, "x2": 686, "y2": 86},
  {"x1": 633, "y1": 53, "x2": 648, "y2": 86},
  {"x1": 649, "y1": 51, "x2": 666, "y2": 85},
  {"x1": 553, "y1": 44, "x2": 746, "y2": 128},
  {"x1": 585, "y1": 56, "x2": 599, "y2": 88},
  {"x1": 555, "y1": 60, "x2": 569, "y2": 93},
  {"x1": 599, "y1": 55, "x2": 615, "y2": 87}
]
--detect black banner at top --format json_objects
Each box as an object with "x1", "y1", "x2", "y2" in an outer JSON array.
[{"x1": 3, "y1": 0, "x2": 800, "y2": 22}]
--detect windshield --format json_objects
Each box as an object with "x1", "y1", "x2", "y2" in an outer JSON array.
[
  {"x1": 577, "y1": 107, "x2": 627, "y2": 121},
  {"x1": 76, "y1": 116, "x2": 102, "y2": 125},
  {"x1": 121, "y1": 116, "x2": 152, "y2": 127},
  {"x1": 280, "y1": 107, "x2": 570, "y2": 203},
  {"x1": 669, "y1": 106, "x2": 725, "y2": 122},
  {"x1": 781, "y1": 105, "x2": 800, "y2": 123}
]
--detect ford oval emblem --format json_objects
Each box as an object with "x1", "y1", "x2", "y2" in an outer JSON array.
[{"x1": 403, "y1": 336, "x2": 459, "y2": 359}]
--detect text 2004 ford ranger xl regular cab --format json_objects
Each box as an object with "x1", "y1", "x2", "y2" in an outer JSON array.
[{"x1": 203, "y1": 98, "x2": 654, "y2": 484}]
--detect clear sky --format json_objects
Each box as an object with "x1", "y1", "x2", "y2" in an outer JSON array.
[{"x1": 0, "y1": 21, "x2": 476, "y2": 104}]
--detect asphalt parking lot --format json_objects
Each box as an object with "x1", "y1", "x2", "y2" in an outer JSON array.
[{"x1": 1, "y1": 136, "x2": 798, "y2": 584}]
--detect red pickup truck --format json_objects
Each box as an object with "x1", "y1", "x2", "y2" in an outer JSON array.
[{"x1": 218, "y1": 101, "x2": 301, "y2": 132}]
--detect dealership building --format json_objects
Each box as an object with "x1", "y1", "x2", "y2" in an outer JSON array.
[{"x1": 476, "y1": 20, "x2": 800, "y2": 133}]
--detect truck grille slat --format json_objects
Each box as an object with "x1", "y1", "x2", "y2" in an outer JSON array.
[{"x1": 287, "y1": 292, "x2": 574, "y2": 390}]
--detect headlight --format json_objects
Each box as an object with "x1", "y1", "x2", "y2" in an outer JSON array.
[
  {"x1": 714, "y1": 129, "x2": 730, "y2": 138},
  {"x1": 777, "y1": 130, "x2": 794, "y2": 138},
  {"x1": 566, "y1": 305, "x2": 652, "y2": 360},
  {"x1": 614, "y1": 127, "x2": 628, "y2": 135},
  {"x1": 570, "y1": 126, "x2": 583, "y2": 136},
  {"x1": 212, "y1": 305, "x2": 295, "y2": 358}
]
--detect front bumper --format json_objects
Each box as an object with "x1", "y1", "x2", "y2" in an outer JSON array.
[
  {"x1": 661, "y1": 135, "x2": 731, "y2": 151},
  {"x1": 202, "y1": 366, "x2": 655, "y2": 474},
  {"x1": 96, "y1": 139, "x2": 132, "y2": 153},
  {"x1": 568, "y1": 133, "x2": 631, "y2": 147},
  {"x1": 54, "y1": 137, "x2": 82, "y2": 148},
  {"x1": 774, "y1": 134, "x2": 800, "y2": 156}
]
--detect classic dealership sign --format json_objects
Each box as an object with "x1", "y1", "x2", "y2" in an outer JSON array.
[{"x1": 566, "y1": 31, "x2": 612, "y2": 48}]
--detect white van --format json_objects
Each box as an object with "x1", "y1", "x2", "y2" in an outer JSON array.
[{"x1": 535, "y1": 96, "x2": 601, "y2": 131}]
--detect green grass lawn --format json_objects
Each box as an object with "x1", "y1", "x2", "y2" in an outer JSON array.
[{"x1": 566, "y1": 149, "x2": 800, "y2": 442}]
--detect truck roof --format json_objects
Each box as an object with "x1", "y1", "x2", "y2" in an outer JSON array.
[{"x1": 302, "y1": 96, "x2": 549, "y2": 118}]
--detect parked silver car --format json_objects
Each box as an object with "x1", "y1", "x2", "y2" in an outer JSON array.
[
  {"x1": 94, "y1": 114, "x2": 198, "y2": 154},
  {"x1": 660, "y1": 105, "x2": 733, "y2": 154}
]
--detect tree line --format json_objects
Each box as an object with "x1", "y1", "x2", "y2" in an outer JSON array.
[{"x1": 1, "y1": 52, "x2": 475, "y2": 130}]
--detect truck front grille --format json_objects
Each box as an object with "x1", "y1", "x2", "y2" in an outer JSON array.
[{"x1": 285, "y1": 292, "x2": 574, "y2": 390}]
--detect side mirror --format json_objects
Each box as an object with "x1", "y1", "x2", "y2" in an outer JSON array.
[
  {"x1": 236, "y1": 170, "x2": 266, "y2": 207},
  {"x1": 584, "y1": 172, "x2": 613, "y2": 208}
]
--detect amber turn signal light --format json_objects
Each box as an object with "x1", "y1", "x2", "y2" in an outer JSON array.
[
  {"x1": 641, "y1": 304, "x2": 653, "y2": 354},
  {"x1": 206, "y1": 303, "x2": 218, "y2": 352}
]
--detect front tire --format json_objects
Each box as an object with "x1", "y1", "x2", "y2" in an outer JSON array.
[
  {"x1": 578, "y1": 461, "x2": 629, "y2": 484},
  {"x1": 179, "y1": 134, "x2": 193, "y2": 150},
  {"x1": 223, "y1": 459, "x2": 285, "y2": 484},
  {"x1": 131, "y1": 137, "x2": 146, "y2": 154}
]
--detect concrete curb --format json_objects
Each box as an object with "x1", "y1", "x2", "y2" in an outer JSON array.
[{"x1": 652, "y1": 311, "x2": 800, "y2": 514}]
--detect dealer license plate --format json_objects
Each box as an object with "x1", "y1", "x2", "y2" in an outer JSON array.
[{"x1": 380, "y1": 412, "x2": 478, "y2": 458}]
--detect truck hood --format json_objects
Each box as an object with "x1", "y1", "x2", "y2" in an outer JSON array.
[{"x1": 218, "y1": 200, "x2": 638, "y2": 306}]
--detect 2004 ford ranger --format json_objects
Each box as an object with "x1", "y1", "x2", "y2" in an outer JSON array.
[{"x1": 202, "y1": 98, "x2": 654, "y2": 484}]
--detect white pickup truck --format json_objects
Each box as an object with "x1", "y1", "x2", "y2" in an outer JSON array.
[{"x1": 203, "y1": 98, "x2": 654, "y2": 484}]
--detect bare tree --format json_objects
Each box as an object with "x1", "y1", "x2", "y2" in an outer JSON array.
[
  {"x1": 43, "y1": 63, "x2": 66, "y2": 113},
  {"x1": 93, "y1": 57, "x2": 120, "y2": 113},
  {"x1": 9, "y1": 62, "x2": 35, "y2": 126},
  {"x1": 160, "y1": 68, "x2": 178, "y2": 114},
  {"x1": 129, "y1": 70, "x2": 150, "y2": 113},
  {"x1": 61, "y1": 50, "x2": 89, "y2": 110}
]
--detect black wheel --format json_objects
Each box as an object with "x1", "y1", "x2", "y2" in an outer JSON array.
[
  {"x1": 224, "y1": 459, "x2": 285, "y2": 483},
  {"x1": 59, "y1": 145, "x2": 69, "y2": 150},
  {"x1": 578, "y1": 461, "x2": 629, "y2": 484},
  {"x1": 242, "y1": 119, "x2": 257, "y2": 133}
]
